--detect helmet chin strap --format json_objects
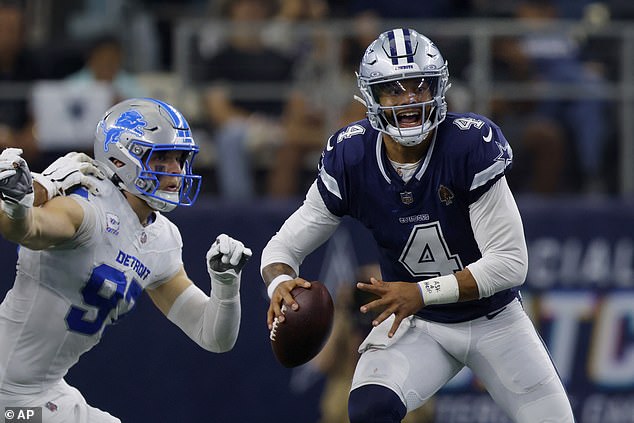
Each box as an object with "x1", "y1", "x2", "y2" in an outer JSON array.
[
  {"x1": 386, "y1": 114, "x2": 435, "y2": 146},
  {"x1": 142, "y1": 191, "x2": 178, "y2": 213},
  {"x1": 387, "y1": 126, "x2": 425, "y2": 146},
  {"x1": 119, "y1": 173, "x2": 178, "y2": 213},
  {"x1": 123, "y1": 169, "x2": 180, "y2": 213}
]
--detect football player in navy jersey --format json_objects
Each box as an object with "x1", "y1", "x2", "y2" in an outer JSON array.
[{"x1": 261, "y1": 29, "x2": 574, "y2": 422}]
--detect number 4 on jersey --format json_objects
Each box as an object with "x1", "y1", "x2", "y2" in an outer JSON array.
[
  {"x1": 326, "y1": 124, "x2": 366, "y2": 151},
  {"x1": 399, "y1": 222, "x2": 463, "y2": 277},
  {"x1": 337, "y1": 124, "x2": 365, "y2": 142}
]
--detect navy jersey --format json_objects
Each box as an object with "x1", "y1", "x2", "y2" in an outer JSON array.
[{"x1": 316, "y1": 113, "x2": 519, "y2": 323}]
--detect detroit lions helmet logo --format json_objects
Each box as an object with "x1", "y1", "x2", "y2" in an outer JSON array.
[{"x1": 102, "y1": 110, "x2": 147, "y2": 152}]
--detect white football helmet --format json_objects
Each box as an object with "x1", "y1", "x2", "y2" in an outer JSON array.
[
  {"x1": 94, "y1": 98, "x2": 201, "y2": 212},
  {"x1": 357, "y1": 28, "x2": 450, "y2": 146}
]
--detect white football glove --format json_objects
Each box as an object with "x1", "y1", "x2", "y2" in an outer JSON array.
[
  {"x1": 32, "y1": 152, "x2": 110, "y2": 200},
  {"x1": 206, "y1": 234, "x2": 252, "y2": 300},
  {"x1": 207, "y1": 233, "x2": 252, "y2": 280},
  {"x1": 0, "y1": 148, "x2": 34, "y2": 219}
]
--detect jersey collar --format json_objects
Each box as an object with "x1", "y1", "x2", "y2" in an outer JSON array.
[{"x1": 375, "y1": 131, "x2": 437, "y2": 184}]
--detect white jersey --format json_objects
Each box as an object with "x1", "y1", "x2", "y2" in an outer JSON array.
[{"x1": 0, "y1": 179, "x2": 183, "y2": 395}]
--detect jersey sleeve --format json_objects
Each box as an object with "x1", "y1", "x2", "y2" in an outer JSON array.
[
  {"x1": 146, "y1": 217, "x2": 184, "y2": 289},
  {"x1": 316, "y1": 133, "x2": 349, "y2": 216},
  {"x1": 315, "y1": 122, "x2": 368, "y2": 217},
  {"x1": 464, "y1": 116, "x2": 514, "y2": 204},
  {"x1": 260, "y1": 181, "x2": 341, "y2": 276}
]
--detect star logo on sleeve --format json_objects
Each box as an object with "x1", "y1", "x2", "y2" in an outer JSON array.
[{"x1": 495, "y1": 141, "x2": 512, "y2": 167}]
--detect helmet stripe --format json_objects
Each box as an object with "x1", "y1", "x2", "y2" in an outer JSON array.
[
  {"x1": 402, "y1": 28, "x2": 414, "y2": 63},
  {"x1": 387, "y1": 30, "x2": 399, "y2": 65},
  {"x1": 146, "y1": 98, "x2": 184, "y2": 127},
  {"x1": 145, "y1": 97, "x2": 193, "y2": 143},
  {"x1": 389, "y1": 29, "x2": 415, "y2": 65}
]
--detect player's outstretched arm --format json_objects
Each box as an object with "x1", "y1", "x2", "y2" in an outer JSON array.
[
  {"x1": 147, "y1": 234, "x2": 252, "y2": 353},
  {"x1": 0, "y1": 148, "x2": 83, "y2": 249}
]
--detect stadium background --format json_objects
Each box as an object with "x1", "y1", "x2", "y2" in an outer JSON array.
[{"x1": 0, "y1": 1, "x2": 633, "y2": 422}]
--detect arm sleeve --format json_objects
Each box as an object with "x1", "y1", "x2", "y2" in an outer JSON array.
[
  {"x1": 166, "y1": 277, "x2": 240, "y2": 353},
  {"x1": 260, "y1": 181, "x2": 342, "y2": 276},
  {"x1": 466, "y1": 176, "x2": 528, "y2": 298}
]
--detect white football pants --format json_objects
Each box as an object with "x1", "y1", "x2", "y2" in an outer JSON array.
[
  {"x1": 351, "y1": 298, "x2": 575, "y2": 423},
  {"x1": 0, "y1": 379, "x2": 120, "y2": 423}
]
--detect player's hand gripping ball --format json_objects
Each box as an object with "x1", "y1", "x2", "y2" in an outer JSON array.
[{"x1": 270, "y1": 281, "x2": 334, "y2": 368}]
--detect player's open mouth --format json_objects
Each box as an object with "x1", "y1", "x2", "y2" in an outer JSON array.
[
  {"x1": 396, "y1": 109, "x2": 422, "y2": 127},
  {"x1": 163, "y1": 183, "x2": 180, "y2": 192}
]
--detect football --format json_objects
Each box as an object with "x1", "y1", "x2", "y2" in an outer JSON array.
[{"x1": 270, "y1": 281, "x2": 334, "y2": 368}]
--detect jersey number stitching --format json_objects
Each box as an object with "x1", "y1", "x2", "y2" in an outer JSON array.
[
  {"x1": 337, "y1": 124, "x2": 366, "y2": 143},
  {"x1": 65, "y1": 264, "x2": 142, "y2": 335},
  {"x1": 399, "y1": 222, "x2": 463, "y2": 277}
]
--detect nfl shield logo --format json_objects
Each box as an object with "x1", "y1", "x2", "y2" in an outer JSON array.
[{"x1": 400, "y1": 191, "x2": 414, "y2": 205}]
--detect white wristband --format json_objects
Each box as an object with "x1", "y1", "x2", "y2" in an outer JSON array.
[
  {"x1": 417, "y1": 274, "x2": 460, "y2": 305},
  {"x1": 267, "y1": 274, "x2": 294, "y2": 299}
]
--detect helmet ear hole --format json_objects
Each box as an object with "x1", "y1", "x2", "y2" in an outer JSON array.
[{"x1": 110, "y1": 158, "x2": 125, "y2": 168}]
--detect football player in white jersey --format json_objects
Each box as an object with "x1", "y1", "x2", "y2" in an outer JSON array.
[
  {"x1": 260, "y1": 29, "x2": 575, "y2": 422},
  {"x1": 0, "y1": 98, "x2": 252, "y2": 423}
]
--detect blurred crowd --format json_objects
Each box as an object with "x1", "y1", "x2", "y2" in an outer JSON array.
[{"x1": 1, "y1": 0, "x2": 633, "y2": 199}]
